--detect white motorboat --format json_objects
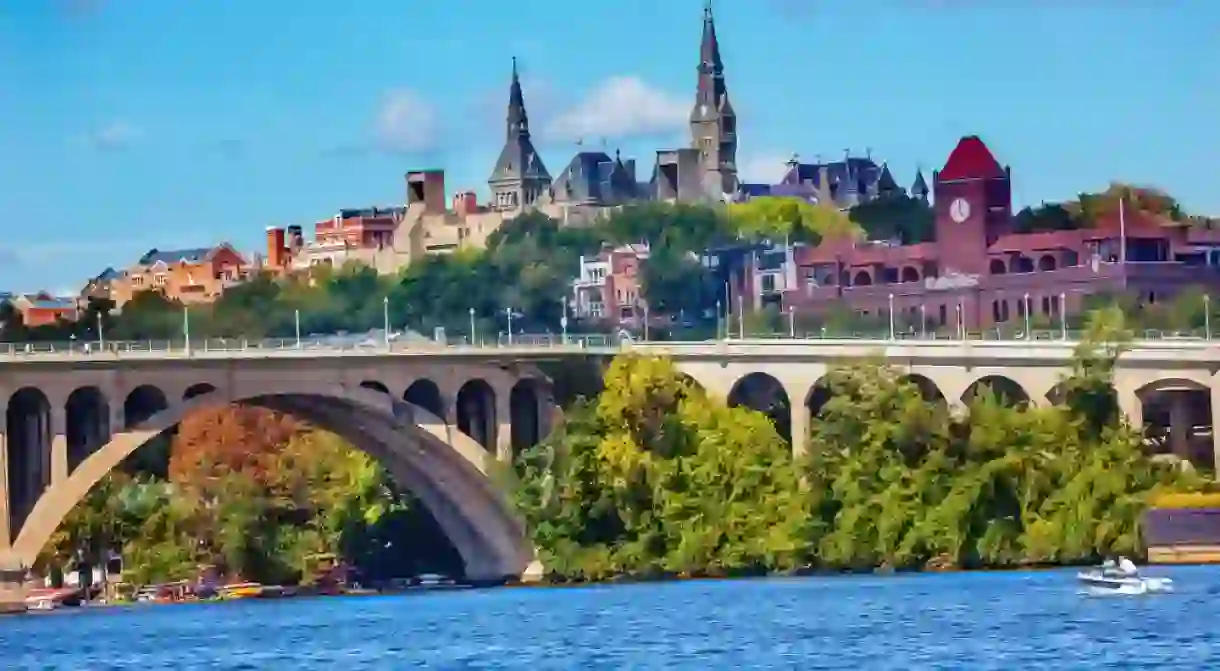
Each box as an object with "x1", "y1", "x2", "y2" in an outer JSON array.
[{"x1": 1077, "y1": 557, "x2": 1174, "y2": 594}]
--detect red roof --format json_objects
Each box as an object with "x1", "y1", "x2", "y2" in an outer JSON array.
[
  {"x1": 987, "y1": 230, "x2": 1083, "y2": 254},
  {"x1": 797, "y1": 241, "x2": 939, "y2": 266},
  {"x1": 938, "y1": 135, "x2": 1006, "y2": 181}
]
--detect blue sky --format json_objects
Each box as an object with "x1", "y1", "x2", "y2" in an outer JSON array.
[{"x1": 0, "y1": 0, "x2": 1216, "y2": 294}]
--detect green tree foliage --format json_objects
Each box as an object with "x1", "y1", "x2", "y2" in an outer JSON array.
[
  {"x1": 513, "y1": 355, "x2": 809, "y2": 581},
  {"x1": 848, "y1": 195, "x2": 935, "y2": 244},
  {"x1": 728, "y1": 196, "x2": 858, "y2": 244},
  {"x1": 513, "y1": 317, "x2": 1203, "y2": 582},
  {"x1": 40, "y1": 409, "x2": 463, "y2": 587},
  {"x1": 803, "y1": 315, "x2": 1203, "y2": 571}
]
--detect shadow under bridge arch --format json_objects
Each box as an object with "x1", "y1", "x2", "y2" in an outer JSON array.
[
  {"x1": 10, "y1": 385, "x2": 531, "y2": 584},
  {"x1": 727, "y1": 372, "x2": 792, "y2": 443}
]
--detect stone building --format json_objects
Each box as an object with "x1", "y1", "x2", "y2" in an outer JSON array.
[
  {"x1": 265, "y1": 3, "x2": 745, "y2": 276},
  {"x1": 107, "y1": 245, "x2": 252, "y2": 308},
  {"x1": 726, "y1": 135, "x2": 1220, "y2": 331}
]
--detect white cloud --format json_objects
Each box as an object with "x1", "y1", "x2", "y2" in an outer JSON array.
[
  {"x1": 739, "y1": 152, "x2": 793, "y2": 184},
  {"x1": 84, "y1": 121, "x2": 140, "y2": 150},
  {"x1": 374, "y1": 89, "x2": 439, "y2": 153},
  {"x1": 544, "y1": 76, "x2": 688, "y2": 142}
]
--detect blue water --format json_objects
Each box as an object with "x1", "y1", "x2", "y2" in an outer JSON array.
[{"x1": 4, "y1": 567, "x2": 1220, "y2": 669}]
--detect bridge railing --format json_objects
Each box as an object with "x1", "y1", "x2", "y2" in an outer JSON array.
[
  {"x1": 0, "y1": 334, "x2": 619, "y2": 359},
  {"x1": 0, "y1": 328, "x2": 1215, "y2": 360}
]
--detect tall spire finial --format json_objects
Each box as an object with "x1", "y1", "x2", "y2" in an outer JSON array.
[{"x1": 506, "y1": 57, "x2": 528, "y2": 140}]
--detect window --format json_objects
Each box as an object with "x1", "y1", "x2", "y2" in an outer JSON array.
[
  {"x1": 131, "y1": 276, "x2": 145, "y2": 287},
  {"x1": 153, "y1": 274, "x2": 167, "y2": 287},
  {"x1": 761, "y1": 274, "x2": 776, "y2": 292}
]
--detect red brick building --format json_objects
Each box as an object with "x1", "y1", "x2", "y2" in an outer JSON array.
[{"x1": 780, "y1": 135, "x2": 1220, "y2": 331}]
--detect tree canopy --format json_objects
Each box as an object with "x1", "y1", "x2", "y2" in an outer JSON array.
[{"x1": 510, "y1": 315, "x2": 1203, "y2": 581}]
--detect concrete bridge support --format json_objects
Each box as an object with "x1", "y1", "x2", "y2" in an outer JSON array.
[
  {"x1": 665, "y1": 348, "x2": 1220, "y2": 474},
  {"x1": 0, "y1": 358, "x2": 559, "y2": 609}
]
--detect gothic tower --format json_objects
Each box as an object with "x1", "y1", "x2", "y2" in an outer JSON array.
[
  {"x1": 488, "y1": 57, "x2": 552, "y2": 211},
  {"x1": 689, "y1": 1, "x2": 737, "y2": 197}
]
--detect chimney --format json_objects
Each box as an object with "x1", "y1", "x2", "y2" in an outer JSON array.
[
  {"x1": 406, "y1": 169, "x2": 446, "y2": 214},
  {"x1": 286, "y1": 225, "x2": 304, "y2": 251},
  {"x1": 265, "y1": 227, "x2": 287, "y2": 268},
  {"x1": 452, "y1": 191, "x2": 478, "y2": 216}
]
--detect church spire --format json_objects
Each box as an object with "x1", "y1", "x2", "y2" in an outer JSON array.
[
  {"x1": 690, "y1": 1, "x2": 737, "y2": 197},
  {"x1": 507, "y1": 56, "x2": 529, "y2": 140},
  {"x1": 489, "y1": 57, "x2": 550, "y2": 212},
  {"x1": 700, "y1": 0, "x2": 723, "y2": 74}
]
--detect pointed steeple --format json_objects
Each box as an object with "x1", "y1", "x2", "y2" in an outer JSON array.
[
  {"x1": 911, "y1": 168, "x2": 930, "y2": 201},
  {"x1": 489, "y1": 57, "x2": 551, "y2": 211},
  {"x1": 700, "y1": 0, "x2": 723, "y2": 74},
  {"x1": 689, "y1": 1, "x2": 737, "y2": 197},
  {"x1": 507, "y1": 56, "x2": 529, "y2": 140}
]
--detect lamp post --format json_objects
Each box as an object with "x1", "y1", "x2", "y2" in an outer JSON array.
[
  {"x1": 715, "y1": 300, "x2": 722, "y2": 340},
  {"x1": 469, "y1": 307, "x2": 477, "y2": 346},
  {"x1": 294, "y1": 308, "x2": 301, "y2": 349},
  {"x1": 919, "y1": 304, "x2": 927, "y2": 339},
  {"x1": 1023, "y1": 292, "x2": 1031, "y2": 340},
  {"x1": 887, "y1": 293, "x2": 896, "y2": 340},
  {"x1": 1059, "y1": 292, "x2": 1068, "y2": 340},
  {"x1": 787, "y1": 305, "x2": 795, "y2": 338},
  {"x1": 183, "y1": 306, "x2": 191, "y2": 356},
  {"x1": 642, "y1": 302, "x2": 650, "y2": 342},
  {"x1": 506, "y1": 307, "x2": 514, "y2": 346},
  {"x1": 955, "y1": 303, "x2": 964, "y2": 340},
  {"x1": 382, "y1": 296, "x2": 390, "y2": 349},
  {"x1": 560, "y1": 298, "x2": 569, "y2": 345},
  {"x1": 96, "y1": 311, "x2": 105, "y2": 350},
  {"x1": 1206, "y1": 294, "x2": 1212, "y2": 340}
]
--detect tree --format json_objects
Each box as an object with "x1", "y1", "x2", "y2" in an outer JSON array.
[
  {"x1": 640, "y1": 249, "x2": 717, "y2": 318},
  {"x1": 728, "y1": 196, "x2": 858, "y2": 244},
  {"x1": 849, "y1": 195, "x2": 935, "y2": 243},
  {"x1": 512, "y1": 354, "x2": 809, "y2": 580}
]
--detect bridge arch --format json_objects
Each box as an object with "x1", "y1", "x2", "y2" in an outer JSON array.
[
  {"x1": 898, "y1": 373, "x2": 945, "y2": 404},
  {"x1": 962, "y1": 375, "x2": 1030, "y2": 408},
  {"x1": 183, "y1": 383, "x2": 217, "y2": 401},
  {"x1": 65, "y1": 386, "x2": 109, "y2": 473},
  {"x1": 359, "y1": 380, "x2": 390, "y2": 395},
  {"x1": 728, "y1": 372, "x2": 792, "y2": 443},
  {"x1": 1134, "y1": 377, "x2": 1214, "y2": 469},
  {"x1": 123, "y1": 384, "x2": 168, "y2": 429},
  {"x1": 404, "y1": 379, "x2": 445, "y2": 418},
  {"x1": 6, "y1": 387, "x2": 52, "y2": 541},
  {"x1": 10, "y1": 382, "x2": 529, "y2": 583},
  {"x1": 509, "y1": 378, "x2": 544, "y2": 458},
  {"x1": 456, "y1": 379, "x2": 497, "y2": 453}
]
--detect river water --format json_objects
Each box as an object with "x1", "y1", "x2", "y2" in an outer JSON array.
[{"x1": 3, "y1": 566, "x2": 1219, "y2": 670}]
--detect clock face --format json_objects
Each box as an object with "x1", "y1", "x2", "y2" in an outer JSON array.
[{"x1": 949, "y1": 198, "x2": 972, "y2": 224}]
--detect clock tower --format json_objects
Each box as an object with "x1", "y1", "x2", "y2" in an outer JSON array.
[{"x1": 932, "y1": 135, "x2": 1012, "y2": 275}]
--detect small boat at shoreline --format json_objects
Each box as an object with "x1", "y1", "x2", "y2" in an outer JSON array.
[{"x1": 1077, "y1": 557, "x2": 1174, "y2": 595}]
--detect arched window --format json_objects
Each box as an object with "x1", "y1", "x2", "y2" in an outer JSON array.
[{"x1": 989, "y1": 258, "x2": 1007, "y2": 275}]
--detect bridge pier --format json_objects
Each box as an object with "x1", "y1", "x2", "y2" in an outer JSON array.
[
  {"x1": 0, "y1": 553, "x2": 26, "y2": 614},
  {"x1": 0, "y1": 432, "x2": 9, "y2": 551}
]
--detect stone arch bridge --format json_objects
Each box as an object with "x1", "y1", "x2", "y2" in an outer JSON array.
[
  {"x1": 1, "y1": 338, "x2": 1218, "y2": 589},
  {"x1": 0, "y1": 352, "x2": 559, "y2": 584}
]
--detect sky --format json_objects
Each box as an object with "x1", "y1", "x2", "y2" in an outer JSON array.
[{"x1": 0, "y1": 0, "x2": 1216, "y2": 294}]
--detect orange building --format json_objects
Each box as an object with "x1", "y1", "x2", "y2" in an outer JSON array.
[
  {"x1": 108, "y1": 244, "x2": 252, "y2": 307},
  {"x1": 8, "y1": 292, "x2": 79, "y2": 327}
]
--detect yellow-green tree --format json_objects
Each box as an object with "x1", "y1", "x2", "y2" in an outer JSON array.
[
  {"x1": 513, "y1": 354, "x2": 809, "y2": 581},
  {"x1": 727, "y1": 196, "x2": 859, "y2": 243}
]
